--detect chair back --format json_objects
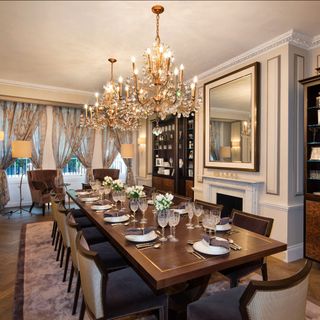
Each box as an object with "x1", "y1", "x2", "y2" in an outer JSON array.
[
  {"x1": 93, "y1": 168, "x2": 120, "y2": 182},
  {"x1": 231, "y1": 209, "x2": 273, "y2": 237},
  {"x1": 56, "y1": 205, "x2": 70, "y2": 248},
  {"x1": 66, "y1": 212, "x2": 79, "y2": 270},
  {"x1": 50, "y1": 194, "x2": 62, "y2": 222},
  {"x1": 194, "y1": 199, "x2": 223, "y2": 215},
  {"x1": 240, "y1": 260, "x2": 312, "y2": 320},
  {"x1": 76, "y1": 231, "x2": 108, "y2": 319},
  {"x1": 143, "y1": 185, "x2": 156, "y2": 197}
]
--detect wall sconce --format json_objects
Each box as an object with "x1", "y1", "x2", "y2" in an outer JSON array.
[
  {"x1": 231, "y1": 140, "x2": 240, "y2": 148},
  {"x1": 0, "y1": 131, "x2": 4, "y2": 141},
  {"x1": 138, "y1": 137, "x2": 146, "y2": 145}
]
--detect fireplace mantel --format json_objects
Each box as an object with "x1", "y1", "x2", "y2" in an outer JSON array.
[{"x1": 202, "y1": 175, "x2": 264, "y2": 214}]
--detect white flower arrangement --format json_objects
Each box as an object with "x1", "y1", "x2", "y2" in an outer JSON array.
[
  {"x1": 102, "y1": 176, "x2": 113, "y2": 187},
  {"x1": 154, "y1": 193, "x2": 174, "y2": 211},
  {"x1": 112, "y1": 179, "x2": 124, "y2": 191},
  {"x1": 126, "y1": 185, "x2": 146, "y2": 199}
]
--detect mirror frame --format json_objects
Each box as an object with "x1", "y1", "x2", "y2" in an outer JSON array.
[{"x1": 204, "y1": 62, "x2": 260, "y2": 171}]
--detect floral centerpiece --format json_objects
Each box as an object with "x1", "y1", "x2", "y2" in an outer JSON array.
[
  {"x1": 112, "y1": 179, "x2": 124, "y2": 191},
  {"x1": 154, "y1": 193, "x2": 174, "y2": 211},
  {"x1": 102, "y1": 176, "x2": 113, "y2": 188},
  {"x1": 126, "y1": 185, "x2": 146, "y2": 199}
]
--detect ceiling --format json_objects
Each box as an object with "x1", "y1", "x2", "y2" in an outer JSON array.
[{"x1": 0, "y1": 1, "x2": 320, "y2": 93}]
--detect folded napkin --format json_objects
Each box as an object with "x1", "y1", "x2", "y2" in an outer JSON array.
[
  {"x1": 104, "y1": 210, "x2": 126, "y2": 217},
  {"x1": 94, "y1": 200, "x2": 112, "y2": 205},
  {"x1": 125, "y1": 227, "x2": 155, "y2": 236},
  {"x1": 203, "y1": 235, "x2": 230, "y2": 249},
  {"x1": 218, "y1": 217, "x2": 230, "y2": 225}
]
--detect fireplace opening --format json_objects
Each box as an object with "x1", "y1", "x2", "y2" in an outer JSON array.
[{"x1": 217, "y1": 193, "x2": 243, "y2": 218}]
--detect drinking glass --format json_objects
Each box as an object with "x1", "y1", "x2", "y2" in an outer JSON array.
[
  {"x1": 98, "y1": 187, "x2": 105, "y2": 200},
  {"x1": 168, "y1": 210, "x2": 180, "y2": 242},
  {"x1": 194, "y1": 205, "x2": 203, "y2": 228},
  {"x1": 104, "y1": 186, "x2": 111, "y2": 198},
  {"x1": 130, "y1": 199, "x2": 139, "y2": 222},
  {"x1": 138, "y1": 197, "x2": 148, "y2": 224},
  {"x1": 208, "y1": 209, "x2": 221, "y2": 235},
  {"x1": 119, "y1": 191, "x2": 127, "y2": 211},
  {"x1": 157, "y1": 210, "x2": 168, "y2": 242},
  {"x1": 186, "y1": 202, "x2": 194, "y2": 229}
]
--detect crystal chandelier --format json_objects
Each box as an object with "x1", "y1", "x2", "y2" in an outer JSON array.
[
  {"x1": 80, "y1": 58, "x2": 141, "y2": 131},
  {"x1": 128, "y1": 5, "x2": 201, "y2": 121}
]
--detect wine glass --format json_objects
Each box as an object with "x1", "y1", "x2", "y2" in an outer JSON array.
[
  {"x1": 138, "y1": 197, "x2": 148, "y2": 224},
  {"x1": 112, "y1": 191, "x2": 120, "y2": 208},
  {"x1": 194, "y1": 205, "x2": 203, "y2": 228},
  {"x1": 104, "y1": 185, "x2": 111, "y2": 200},
  {"x1": 119, "y1": 190, "x2": 127, "y2": 211},
  {"x1": 98, "y1": 187, "x2": 105, "y2": 201},
  {"x1": 168, "y1": 210, "x2": 180, "y2": 242},
  {"x1": 208, "y1": 209, "x2": 220, "y2": 235},
  {"x1": 130, "y1": 199, "x2": 139, "y2": 222},
  {"x1": 157, "y1": 210, "x2": 168, "y2": 242},
  {"x1": 186, "y1": 202, "x2": 194, "y2": 229}
]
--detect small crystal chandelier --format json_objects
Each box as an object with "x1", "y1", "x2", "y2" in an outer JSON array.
[
  {"x1": 128, "y1": 5, "x2": 201, "y2": 121},
  {"x1": 80, "y1": 58, "x2": 141, "y2": 131}
]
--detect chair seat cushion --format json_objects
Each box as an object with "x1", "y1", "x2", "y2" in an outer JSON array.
[
  {"x1": 74, "y1": 216, "x2": 93, "y2": 228},
  {"x1": 90, "y1": 242, "x2": 127, "y2": 272},
  {"x1": 82, "y1": 227, "x2": 108, "y2": 245},
  {"x1": 187, "y1": 286, "x2": 246, "y2": 320},
  {"x1": 105, "y1": 267, "x2": 167, "y2": 318}
]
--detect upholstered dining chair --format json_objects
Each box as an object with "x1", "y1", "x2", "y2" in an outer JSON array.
[
  {"x1": 220, "y1": 209, "x2": 274, "y2": 287},
  {"x1": 187, "y1": 260, "x2": 312, "y2": 320},
  {"x1": 27, "y1": 169, "x2": 64, "y2": 215},
  {"x1": 92, "y1": 168, "x2": 120, "y2": 182},
  {"x1": 194, "y1": 199, "x2": 223, "y2": 215},
  {"x1": 143, "y1": 185, "x2": 156, "y2": 197},
  {"x1": 76, "y1": 231, "x2": 168, "y2": 320}
]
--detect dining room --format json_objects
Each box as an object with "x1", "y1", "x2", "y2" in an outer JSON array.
[{"x1": 0, "y1": 1, "x2": 320, "y2": 320}]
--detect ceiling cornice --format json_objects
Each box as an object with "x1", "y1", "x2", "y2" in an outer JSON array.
[{"x1": 198, "y1": 30, "x2": 320, "y2": 81}]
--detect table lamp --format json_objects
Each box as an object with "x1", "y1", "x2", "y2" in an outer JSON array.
[
  {"x1": 12, "y1": 140, "x2": 32, "y2": 215},
  {"x1": 121, "y1": 143, "x2": 135, "y2": 186}
]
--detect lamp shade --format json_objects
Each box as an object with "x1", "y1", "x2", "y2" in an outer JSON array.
[
  {"x1": 12, "y1": 140, "x2": 32, "y2": 158},
  {"x1": 121, "y1": 143, "x2": 134, "y2": 159},
  {"x1": 138, "y1": 137, "x2": 146, "y2": 145},
  {"x1": 0, "y1": 131, "x2": 4, "y2": 141}
]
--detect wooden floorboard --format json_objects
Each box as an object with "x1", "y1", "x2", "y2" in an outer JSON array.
[{"x1": 0, "y1": 207, "x2": 319, "y2": 320}]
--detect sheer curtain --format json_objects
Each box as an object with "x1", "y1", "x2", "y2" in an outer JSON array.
[
  {"x1": 102, "y1": 127, "x2": 119, "y2": 168},
  {"x1": 0, "y1": 100, "x2": 45, "y2": 207}
]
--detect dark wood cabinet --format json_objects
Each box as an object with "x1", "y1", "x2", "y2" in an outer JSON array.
[
  {"x1": 152, "y1": 115, "x2": 194, "y2": 197},
  {"x1": 300, "y1": 73, "x2": 320, "y2": 262}
]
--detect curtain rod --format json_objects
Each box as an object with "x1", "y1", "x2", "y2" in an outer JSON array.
[{"x1": 0, "y1": 95, "x2": 83, "y2": 108}]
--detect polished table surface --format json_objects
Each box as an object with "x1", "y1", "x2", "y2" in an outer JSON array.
[{"x1": 68, "y1": 190, "x2": 287, "y2": 291}]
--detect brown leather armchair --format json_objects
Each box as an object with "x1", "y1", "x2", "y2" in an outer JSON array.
[
  {"x1": 27, "y1": 170, "x2": 64, "y2": 215},
  {"x1": 92, "y1": 168, "x2": 120, "y2": 182}
]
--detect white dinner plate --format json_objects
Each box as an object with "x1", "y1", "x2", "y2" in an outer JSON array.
[
  {"x1": 173, "y1": 209, "x2": 188, "y2": 215},
  {"x1": 147, "y1": 200, "x2": 154, "y2": 205},
  {"x1": 77, "y1": 191, "x2": 90, "y2": 196},
  {"x1": 203, "y1": 223, "x2": 231, "y2": 232},
  {"x1": 193, "y1": 238, "x2": 230, "y2": 256},
  {"x1": 91, "y1": 204, "x2": 113, "y2": 211},
  {"x1": 80, "y1": 197, "x2": 100, "y2": 203},
  {"x1": 125, "y1": 230, "x2": 157, "y2": 243},
  {"x1": 103, "y1": 214, "x2": 130, "y2": 223}
]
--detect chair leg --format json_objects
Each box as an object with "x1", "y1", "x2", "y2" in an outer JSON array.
[
  {"x1": 79, "y1": 297, "x2": 85, "y2": 320},
  {"x1": 68, "y1": 264, "x2": 74, "y2": 293},
  {"x1": 42, "y1": 204, "x2": 45, "y2": 216},
  {"x1": 56, "y1": 236, "x2": 62, "y2": 261},
  {"x1": 51, "y1": 221, "x2": 57, "y2": 245},
  {"x1": 229, "y1": 276, "x2": 238, "y2": 288},
  {"x1": 63, "y1": 247, "x2": 70, "y2": 282},
  {"x1": 29, "y1": 202, "x2": 34, "y2": 213},
  {"x1": 73, "y1": 273, "x2": 81, "y2": 315},
  {"x1": 60, "y1": 244, "x2": 65, "y2": 268},
  {"x1": 261, "y1": 262, "x2": 268, "y2": 281},
  {"x1": 54, "y1": 231, "x2": 60, "y2": 251}
]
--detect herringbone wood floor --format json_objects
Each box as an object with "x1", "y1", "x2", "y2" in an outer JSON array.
[{"x1": 0, "y1": 208, "x2": 319, "y2": 320}]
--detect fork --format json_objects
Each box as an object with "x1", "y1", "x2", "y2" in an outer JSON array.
[{"x1": 186, "y1": 246, "x2": 206, "y2": 260}]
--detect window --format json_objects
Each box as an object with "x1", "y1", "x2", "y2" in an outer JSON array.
[
  {"x1": 6, "y1": 158, "x2": 33, "y2": 176},
  {"x1": 110, "y1": 153, "x2": 127, "y2": 182},
  {"x1": 63, "y1": 156, "x2": 86, "y2": 175}
]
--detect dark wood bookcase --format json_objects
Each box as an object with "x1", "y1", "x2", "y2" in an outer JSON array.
[
  {"x1": 300, "y1": 73, "x2": 320, "y2": 263},
  {"x1": 152, "y1": 115, "x2": 195, "y2": 197}
]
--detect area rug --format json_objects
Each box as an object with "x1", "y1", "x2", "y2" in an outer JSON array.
[{"x1": 14, "y1": 221, "x2": 320, "y2": 320}]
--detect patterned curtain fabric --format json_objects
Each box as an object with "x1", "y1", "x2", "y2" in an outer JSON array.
[
  {"x1": 0, "y1": 100, "x2": 45, "y2": 207},
  {"x1": 74, "y1": 128, "x2": 95, "y2": 182},
  {"x1": 102, "y1": 127, "x2": 119, "y2": 168}
]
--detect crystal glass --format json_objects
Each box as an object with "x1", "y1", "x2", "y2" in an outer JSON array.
[
  {"x1": 138, "y1": 197, "x2": 148, "y2": 224},
  {"x1": 112, "y1": 191, "x2": 120, "y2": 208},
  {"x1": 157, "y1": 210, "x2": 168, "y2": 242},
  {"x1": 104, "y1": 185, "x2": 111, "y2": 196},
  {"x1": 194, "y1": 205, "x2": 203, "y2": 228},
  {"x1": 98, "y1": 187, "x2": 105, "y2": 200},
  {"x1": 130, "y1": 199, "x2": 139, "y2": 222},
  {"x1": 119, "y1": 190, "x2": 127, "y2": 210},
  {"x1": 186, "y1": 202, "x2": 194, "y2": 229},
  {"x1": 168, "y1": 210, "x2": 180, "y2": 242}
]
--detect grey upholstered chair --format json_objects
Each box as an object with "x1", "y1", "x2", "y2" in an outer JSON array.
[
  {"x1": 220, "y1": 209, "x2": 274, "y2": 287},
  {"x1": 76, "y1": 231, "x2": 168, "y2": 320},
  {"x1": 187, "y1": 260, "x2": 312, "y2": 320}
]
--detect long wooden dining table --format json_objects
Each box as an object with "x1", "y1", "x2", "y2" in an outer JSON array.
[{"x1": 67, "y1": 189, "x2": 287, "y2": 318}]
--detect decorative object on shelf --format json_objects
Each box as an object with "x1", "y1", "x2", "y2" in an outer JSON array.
[
  {"x1": 128, "y1": 5, "x2": 201, "y2": 121},
  {"x1": 309, "y1": 127, "x2": 318, "y2": 142},
  {"x1": 316, "y1": 92, "x2": 320, "y2": 108},
  {"x1": 80, "y1": 58, "x2": 140, "y2": 131},
  {"x1": 155, "y1": 158, "x2": 164, "y2": 166},
  {"x1": 126, "y1": 185, "x2": 146, "y2": 199},
  {"x1": 11, "y1": 140, "x2": 32, "y2": 215},
  {"x1": 154, "y1": 193, "x2": 173, "y2": 211},
  {"x1": 310, "y1": 147, "x2": 320, "y2": 160},
  {"x1": 309, "y1": 170, "x2": 320, "y2": 180},
  {"x1": 120, "y1": 143, "x2": 135, "y2": 186}
]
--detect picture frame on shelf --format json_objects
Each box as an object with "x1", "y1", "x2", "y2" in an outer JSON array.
[
  {"x1": 155, "y1": 158, "x2": 164, "y2": 166},
  {"x1": 310, "y1": 147, "x2": 320, "y2": 160}
]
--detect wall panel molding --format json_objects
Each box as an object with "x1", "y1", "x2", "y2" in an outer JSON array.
[
  {"x1": 317, "y1": 55, "x2": 320, "y2": 68},
  {"x1": 266, "y1": 56, "x2": 281, "y2": 195}
]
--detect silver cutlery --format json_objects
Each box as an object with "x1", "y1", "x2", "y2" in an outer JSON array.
[
  {"x1": 136, "y1": 242, "x2": 161, "y2": 249},
  {"x1": 227, "y1": 238, "x2": 242, "y2": 250},
  {"x1": 186, "y1": 246, "x2": 206, "y2": 260},
  {"x1": 111, "y1": 222, "x2": 130, "y2": 226}
]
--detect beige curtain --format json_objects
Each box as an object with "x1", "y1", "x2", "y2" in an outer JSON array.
[
  {"x1": 0, "y1": 100, "x2": 44, "y2": 207},
  {"x1": 74, "y1": 128, "x2": 95, "y2": 182},
  {"x1": 102, "y1": 127, "x2": 119, "y2": 168}
]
